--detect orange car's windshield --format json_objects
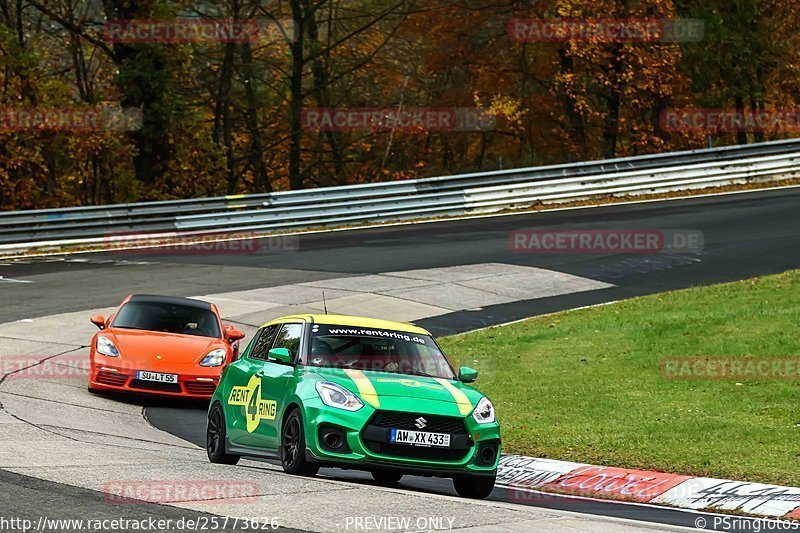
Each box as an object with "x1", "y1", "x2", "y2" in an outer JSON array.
[{"x1": 112, "y1": 302, "x2": 221, "y2": 338}]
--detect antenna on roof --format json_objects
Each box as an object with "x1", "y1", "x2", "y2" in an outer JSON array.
[{"x1": 322, "y1": 291, "x2": 328, "y2": 314}]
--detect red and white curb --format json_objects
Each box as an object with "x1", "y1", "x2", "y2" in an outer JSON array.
[{"x1": 497, "y1": 455, "x2": 800, "y2": 519}]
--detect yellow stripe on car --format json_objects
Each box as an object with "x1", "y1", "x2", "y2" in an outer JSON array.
[
  {"x1": 435, "y1": 378, "x2": 473, "y2": 416},
  {"x1": 344, "y1": 369, "x2": 380, "y2": 408}
]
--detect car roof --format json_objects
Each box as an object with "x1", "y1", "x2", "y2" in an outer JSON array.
[
  {"x1": 261, "y1": 314, "x2": 431, "y2": 335},
  {"x1": 128, "y1": 294, "x2": 213, "y2": 310}
]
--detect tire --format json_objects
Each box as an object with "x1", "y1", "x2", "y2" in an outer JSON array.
[
  {"x1": 207, "y1": 403, "x2": 240, "y2": 465},
  {"x1": 280, "y1": 408, "x2": 319, "y2": 477},
  {"x1": 371, "y1": 470, "x2": 403, "y2": 485},
  {"x1": 453, "y1": 475, "x2": 496, "y2": 499}
]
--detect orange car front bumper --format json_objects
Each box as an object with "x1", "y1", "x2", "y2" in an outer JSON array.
[{"x1": 89, "y1": 366, "x2": 219, "y2": 399}]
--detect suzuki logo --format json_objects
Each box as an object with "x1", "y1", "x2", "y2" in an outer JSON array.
[{"x1": 414, "y1": 417, "x2": 427, "y2": 429}]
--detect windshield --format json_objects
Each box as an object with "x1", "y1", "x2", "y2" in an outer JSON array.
[
  {"x1": 112, "y1": 301, "x2": 221, "y2": 338},
  {"x1": 307, "y1": 324, "x2": 456, "y2": 380}
]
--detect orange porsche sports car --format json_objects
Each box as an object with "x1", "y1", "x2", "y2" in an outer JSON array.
[{"x1": 88, "y1": 294, "x2": 245, "y2": 399}]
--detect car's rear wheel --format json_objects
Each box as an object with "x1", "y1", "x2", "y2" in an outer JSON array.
[
  {"x1": 207, "y1": 403, "x2": 240, "y2": 465},
  {"x1": 371, "y1": 470, "x2": 403, "y2": 484},
  {"x1": 281, "y1": 408, "x2": 319, "y2": 477},
  {"x1": 453, "y1": 475, "x2": 496, "y2": 499}
]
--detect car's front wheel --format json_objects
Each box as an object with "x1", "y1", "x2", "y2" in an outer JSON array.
[
  {"x1": 207, "y1": 403, "x2": 240, "y2": 465},
  {"x1": 371, "y1": 470, "x2": 403, "y2": 485},
  {"x1": 280, "y1": 408, "x2": 319, "y2": 477},
  {"x1": 453, "y1": 475, "x2": 496, "y2": 499}
]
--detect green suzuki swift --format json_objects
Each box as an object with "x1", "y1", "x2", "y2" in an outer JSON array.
[{"x1": 206, "y1": 314, "x2": 501, "y2": 499}]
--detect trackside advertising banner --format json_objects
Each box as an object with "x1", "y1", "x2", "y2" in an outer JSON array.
[
  {"x1": 541, "y1": 465, "x2": 691, "y2": 503},
  {"x1": 496, "y1": 455, "x2": 800, "y2": 519},
  {"x1": 651, "y1": 478, "x2": 800, "y2": 517}
]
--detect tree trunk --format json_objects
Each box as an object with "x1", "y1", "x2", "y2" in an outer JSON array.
[
  {"x1": 241, "y1": 40, "x2": 272, "y2": 193},
  {"x1": 735, "y1": 94, "x2": 748, "y2": 145},
  {"x1": 288, "y1": 0, "x2": 306, "y2": 190},
  {"x1": 602, "y1": 43, "x2": 623, "y2": 159},
  {"x1": 102, "y1": 0, "x2": 172, "y2": 187},
  {"x1": 307, "y1": 9, "x2": 346, "y2": 185},
  {"x1": 557, "y1": 49, "x2": 588, "y2": 161}
]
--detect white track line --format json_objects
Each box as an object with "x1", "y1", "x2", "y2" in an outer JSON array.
[{"x1": 0, "y1": 276, "x2": 32, "y2": 284}]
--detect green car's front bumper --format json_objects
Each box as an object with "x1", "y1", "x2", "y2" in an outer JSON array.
[{"x1": 301, "y1": 398, "x2": 501, "y2": 477}]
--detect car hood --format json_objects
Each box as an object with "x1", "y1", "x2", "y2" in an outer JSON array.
[
  {"x1": 305, "y1": 367, "x2": 484, "y2": 416},
  {"x1": 106, "y1": 329, "x2": 222, "y2": 365}
]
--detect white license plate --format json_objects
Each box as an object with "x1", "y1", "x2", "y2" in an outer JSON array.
[
  {"x1": 389, "y1": 429, "x2": 451, "y2": 447},
  {"x1": 136, "y1": 371, "x2": 178, "y2": 384}
]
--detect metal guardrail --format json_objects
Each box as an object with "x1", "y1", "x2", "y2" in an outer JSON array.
[{"x1": 2, "y1": 139, "x2": 800, "y2": 252}]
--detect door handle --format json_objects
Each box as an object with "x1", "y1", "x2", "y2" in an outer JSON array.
[{"x1": 255, "y1": 370, "x2": 265, "y2": 377}]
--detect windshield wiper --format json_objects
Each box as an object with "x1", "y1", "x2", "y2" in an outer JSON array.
[{"x1": 398, "y1": 370, "x2": 439, "y2": 378}]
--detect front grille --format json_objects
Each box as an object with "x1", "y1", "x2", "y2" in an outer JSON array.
[
  {"x1": 184, "y1": 381, "x2": 217, "y2": 395},
  {"x1": 96, "y1": 371, "x2": 128, "y2": 387},
  {"x1": 362, "y1": 411, "x2": 471, "y2": 462},
  {"x1": 365, "y1": 442, "x2": 469, "y2": 461},
  {"x1": 129, "y1": 379, "x2": 182, "y2": 393},
  {"x1": 370, "y1": 411, "x2": 467, "y2": 434}
]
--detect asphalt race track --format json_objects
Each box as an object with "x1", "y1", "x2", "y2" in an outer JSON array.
[
  {"x1": 3, "y1": 187, "x2": 800, "y2": 532},
  {"x1": 3, "y1": 187, "x2": 800, "y2": 329}
]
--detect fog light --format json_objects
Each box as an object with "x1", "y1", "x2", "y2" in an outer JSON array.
[
  {"x1": 476, "y1": 441, "x2": 499, "y2": 466},
  {"x1": 323, "y1": 432, "x2": 343, "y2": 449},
  {"x1": 319, "y1": 426, "x2": 350, "y2": 453},
  {"x1": 480, "y1": 446, "x2": 496, "y2": 463}
]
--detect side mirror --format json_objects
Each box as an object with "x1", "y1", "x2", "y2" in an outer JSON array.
[
  {"x1": 458, "y1": 366, "x2": 478, "y2": 383},
  {"x1": 268, "y1": 347, "x2": 292, "y2": 365},
  {"x1": 90, "y1": 315, "x2": 106, "y2": 330},
  {"x1": 224, "y1": 325, "x2": 246, "y2": 342}
]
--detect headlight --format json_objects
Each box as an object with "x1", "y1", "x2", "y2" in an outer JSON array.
[
  {"x1": 96, "y1": 335, "x2": 119, "y2": 357},
  {"x1": 200, "y1": 349, "x2": 227, "y2": 367},
  {"x1": 472, "y1": 397, "x2": 495, "y2": 424},
  {"x1": 315, "y1": 381, "x2": 363, "y2": 412}
]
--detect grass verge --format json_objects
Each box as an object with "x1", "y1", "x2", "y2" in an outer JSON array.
[{"x1": 440, "y1": 270, "x2": 800, "y2": 487}]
